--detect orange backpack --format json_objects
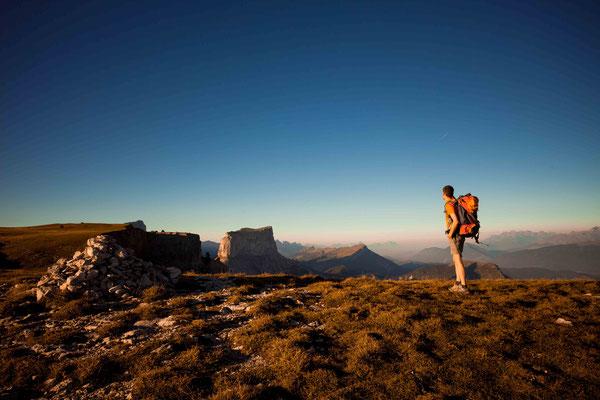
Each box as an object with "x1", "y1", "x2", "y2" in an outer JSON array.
[{"x1": 456, "y1": 194, "x2": 480, "y2": 242}]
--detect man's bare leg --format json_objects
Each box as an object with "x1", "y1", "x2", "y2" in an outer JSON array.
[{"x1": 453, "y1": 254, "x2": 466, "y2": 286}]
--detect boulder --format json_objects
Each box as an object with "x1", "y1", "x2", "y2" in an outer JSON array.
[{"x1": 166, "y1": 267, "x2": 182, "y2": 281}]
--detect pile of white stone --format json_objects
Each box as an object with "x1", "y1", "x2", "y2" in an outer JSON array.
[{"x1": 35, "y1": 234, "x2": 182, "y2": 301}]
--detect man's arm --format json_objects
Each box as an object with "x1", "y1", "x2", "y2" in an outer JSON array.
[{"x1": 447, "y1": 212, "x2": 459, "y2": 238}]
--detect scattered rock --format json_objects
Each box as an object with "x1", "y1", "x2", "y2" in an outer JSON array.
[
  {"x1": 166, "y1": 266, "x2": 182, "y2": 280},
  {"x1": 555, "y1": 317, "x2": 572, "y2": 325},
  {"x1": 134, "y1": 320, "x2": 155, "y2": 329},
  {"x1": 122, "y1": 330, "x2": 137, "y2": 339},
  {"x1": 220, "y1": 306, "x2": 232, "y2": 315},
  {"x1": 50, "y1": 378, "x2": 73, "y2": 393},
  {"x1": 157, "y1": 316, "x2": 177, "y2": 328}
]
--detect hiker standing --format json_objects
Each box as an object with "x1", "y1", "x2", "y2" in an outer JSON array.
[{"x1": 442, "y1": 185, "x2": 470, "y2": 294}]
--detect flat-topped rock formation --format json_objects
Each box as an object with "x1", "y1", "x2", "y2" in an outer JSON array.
[
  {"x1": 217, "y1": 226, "x2": 309, "y2": 275},
  {"x1": 108, "y1": 227, "x2": 202, "y2": 270}
]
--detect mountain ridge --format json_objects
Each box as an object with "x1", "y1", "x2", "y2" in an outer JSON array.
[{"x1": 293, "y1": 244, "x2": 408, "y2": 278}]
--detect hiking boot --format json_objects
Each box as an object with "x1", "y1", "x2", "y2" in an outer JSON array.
[
  {"x1": 448, "y1": 282, "x2": 461, "y2": 292},
  {"x1": 455, "y1": 285, "x2": 470, "y2": 294},
  {"x1": 449, "y1": 283, "x2": 470, "y2": 294}
]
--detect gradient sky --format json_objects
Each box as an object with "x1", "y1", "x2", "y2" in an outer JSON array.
[{"x1": 1, "y1": 0, "x2": 599, "y2": 244}]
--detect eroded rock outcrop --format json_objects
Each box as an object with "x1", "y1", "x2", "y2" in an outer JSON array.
[
  {"x1": 35, "y1": 235, "x2": 181, "y2": 300},
  {"x1": 108, "y1": 228, "x2": 202, "y2": 270},
  {"x1": 125, "y1": 220, "x2": 147, "y2": 231},
  {"x1": 217, "y1": 226, "x2": 309, "y2": 275}
]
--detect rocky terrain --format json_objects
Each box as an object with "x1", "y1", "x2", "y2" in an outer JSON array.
[
  {"x1": 1, "y1": 274, "x2": 598, "y2": 399},
  {"x1": 292, "y1": 244, "x2": 408, "y2": 278},
  {"x1": 0, "y1": 272, "x2": 323, "y2": 399},
  {"x1": 217, "y1": 227, "x2": 309, "y2": 275}
]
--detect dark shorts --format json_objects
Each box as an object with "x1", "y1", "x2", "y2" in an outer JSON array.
[{"x1": 448, "y1": 235, "x2": 465, "y2": 256}]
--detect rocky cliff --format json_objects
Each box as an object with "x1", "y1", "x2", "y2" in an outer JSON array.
[
  {"x1": 217, "y1": 226, "x2": 309, "y2": 275},
  {"x1": 108, "y1": 227, "x2": 202, "y2": 270}
]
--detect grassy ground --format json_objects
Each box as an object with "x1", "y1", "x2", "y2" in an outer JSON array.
[
  {"x1": 1, "y1": 275, "x2": 599, "y2": 399},
  {"x1": 0, "y1": 223, "x2": 128, "y2": 272}
]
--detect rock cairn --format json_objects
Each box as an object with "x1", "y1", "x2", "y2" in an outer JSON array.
[{"x1": 35, "y1": 235, "x2": 182, "y2": 301}]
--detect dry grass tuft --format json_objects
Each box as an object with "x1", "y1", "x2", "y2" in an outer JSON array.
[
  {"x1": 134, "y1": 303, "x2": 165, "y2": 320},
  {"x1": 51, "y1": 297, "x2": 97, "y2": 320},
  {"x1": 142, "y1": 286, "x2": 170, "y2": 302},
  {"x1": 29, "y1": 327, "x2": 87, "y2": 345},
  {"x1": 96, "y1": 312, "x2": 139, "y2": 338},
  {"x1": 0, "y1": 283, "x2": 42, "y2": 316}
]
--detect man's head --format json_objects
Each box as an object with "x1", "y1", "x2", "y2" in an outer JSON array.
[{"x1": 442, "y1": 185, "x2": 454, "y2": 201}]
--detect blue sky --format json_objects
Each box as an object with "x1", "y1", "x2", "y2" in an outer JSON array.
[{"x1": 1, "y1": 0, "x2": 599, "y2": 244}]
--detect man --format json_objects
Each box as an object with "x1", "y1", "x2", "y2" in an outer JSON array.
[{"x1": 443, "y1": 185, "x2": 470, "y2": 294}]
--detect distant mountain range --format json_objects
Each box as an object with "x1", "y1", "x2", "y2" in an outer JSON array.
[
  {"x1": 411, "y1": 243, "x2": 506, "y2": 264},
  {"x1": 411, "y1": 238, "x2": 600, "y2": 279},
  {"x1": 482, "y1": 231, "x2": 555, "y2": 251},
  {"x1": 275, "y1": 240, "x2": 306, "y2": 257},
  {"x1": 501, "y1": 267, "x2": 600, "y2": 280},
  {"x1": 401, "y1": 261, "x2": 507, "y2": 281},
  {"x1": 493, "y1": 241, "x2": 600, "y2": 275},
  {"x1": 292, "y1": 244, "x2": 409, "y2": 278},
  {"x1": 527, "y1": 227, "x2": 600, "y2": 248},
  {"x1": 483, "y1": 227, "x2": 600, "y2": 251}
]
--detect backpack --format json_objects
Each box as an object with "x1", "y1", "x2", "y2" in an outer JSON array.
[{"x1": 449, "y1": 194, "x2": 480, "y2": 243}]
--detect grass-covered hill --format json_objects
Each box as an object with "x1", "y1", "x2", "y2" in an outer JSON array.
[
  {"x1": 1, "y1": 274, "x2": 598, "y2": 399},
  {"x1": 0, "y1": 223, "x2": 128, "y2": 281},
  {"x1": 0, "y1": 223, "x2": 128, "y2": 270}
]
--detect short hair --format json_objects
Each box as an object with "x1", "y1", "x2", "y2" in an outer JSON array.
[{"x1": 443, "y1": 185, "x2": 454, "y2": 197}]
